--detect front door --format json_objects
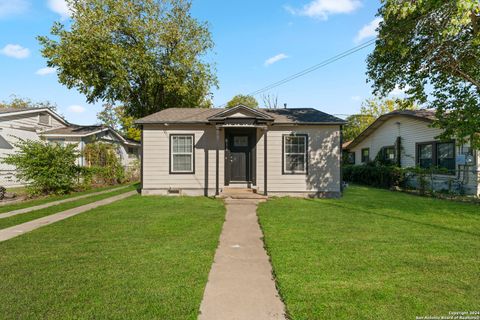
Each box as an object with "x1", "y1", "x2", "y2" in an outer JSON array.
[{"x1": 226, "y1": 131, "x2": 255, "y2": 185}]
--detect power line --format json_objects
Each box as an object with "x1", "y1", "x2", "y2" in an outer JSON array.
[{"x1": 217, "y1": 39, "x2": 376, "y2": 107}]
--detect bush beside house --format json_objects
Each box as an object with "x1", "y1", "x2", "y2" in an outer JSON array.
[{"x1": 3, "y1": 140, "x2": 136, "y2": 196}]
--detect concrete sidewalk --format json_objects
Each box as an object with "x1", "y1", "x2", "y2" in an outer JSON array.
[
  {"x1": 199, "y1": 199, "x2": 286, "y2": 320},
  {"x1": 0, "y1": 190, "x2": 137, "y2": 242},
  {"x1": 0, "y1": 185, "x2": 131, "y2": 219}
]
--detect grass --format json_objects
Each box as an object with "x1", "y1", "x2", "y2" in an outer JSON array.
[
  {"x1": 258, "y1": 186, "x2": 480, "y2": 320},
  {"x1": 0, "y1": 195, "x2": 225, "y2": 319},
  {"x1": 0, "y1": 183, "x2": 134, "y2": 214},
  {"x1": 0, "y1": 185, "x2": 138, "y2": 230}
]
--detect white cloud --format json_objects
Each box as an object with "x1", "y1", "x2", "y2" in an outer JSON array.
[
  {"x1": 389, "y1": 85, "x2": 411, "y2": 97},
  {"x1": 36, "y1": 67, "x2": 57, "y2": 76},
  {"x1": 355, "y1": 17, "x2": 382, "y2": 43},
  {"x1": 285, "y1": 0, "x2": 362, "y2": 20},
  {"x1": 47, "y1": 0, "x2": 71, "y2": 19},
  {"x1": 265, "y1": 53, "x2": 289, "y2": 66},
  {"x1": 0, "y1": 44, "x2": 30, "y2": 59},
  {"x1": 0, "y1": 0, "x2": 29, "y2": 18},
  {"x1": 68, "y1": 105, "x2": 86, "y2": 113}
]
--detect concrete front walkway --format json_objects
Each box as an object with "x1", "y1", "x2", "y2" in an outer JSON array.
[
  {"x1": 0, "y1": 190, "x2": 137, "y2": 242},
  {"x1": 0, "y1": 185, "x2": 130, "y2": 219},
  {"x1": 199, "y1": 199, "x2": 286, "y2": 320}
]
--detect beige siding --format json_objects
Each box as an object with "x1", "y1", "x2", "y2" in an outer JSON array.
[
  {"x1": 142, "y1": 124, "x2": 224, "y2": 196},
  {"x1": 349, "y1": 115, "x2": 479, "y2": 196},
  {"x1": 256, "y1": 126, "x2": 341, "y2": 194}
]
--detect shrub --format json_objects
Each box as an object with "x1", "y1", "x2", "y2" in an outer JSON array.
[
  {"x1": 343, "y1": 164, "x2": 405, "y2": 189},
  {"x1": 83, "y1": 142, "x2": 125, "y2": 185},
  {"x1": 3, "y1": 140, "x2": 80, "y2": 195}
]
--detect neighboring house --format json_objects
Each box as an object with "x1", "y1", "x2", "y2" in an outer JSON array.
[
  {"x1": 0, "y1": 107, "x2": 140, "y2": 187},
  {"x1": 136, "y1": 105, "x2": 345, "y2": 197},
  {"x1": 42, "y1": 124, "x2": 140, "y2": 168},
  {"x1": 344, "y1": 109, "x2": 480, "y2": 196}
]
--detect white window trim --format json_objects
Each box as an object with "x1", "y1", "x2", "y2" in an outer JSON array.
[
  {"x1": 283, "y1": 134, "x2": 308, "y2": 174},
  {"x1": 170, "y1": 134, "x2": 194, "y2": 174}
]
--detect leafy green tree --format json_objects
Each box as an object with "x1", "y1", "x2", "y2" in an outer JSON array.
[
  {"x1": 226, "y1": 94, "x2": 258, "y2": 109},
  {"x1": 367, "y1": 1, "x2": 480, "y2": 148},
  {"x1": 0, "y1": 95, "x2": 57, "y2": 111},
  {"x1": 3, "y1": 140, "x2": 80, "y2": 195},
  {"x1": 343, "y1": 98, "x2": 416, "y2": 142},
  {"x1": 97, "y1": 104, "x2": 141, "y2": 141},
  {"x1": 38, "y1": 0, "x2": 217, "y2": 118}
]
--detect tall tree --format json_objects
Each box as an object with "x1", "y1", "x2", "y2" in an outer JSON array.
[
  {"x1": 343, "y1": 97, "x2": 416, "y2": 142},
  {"x1": 38, "y1": 0, "x2": 217, "y2": 118},
  {"x1": 97, "y1": 104, "x2": 141, "y2": 141},
  {"x1": 367, "y1": 1, "x2": 480, "y2": 148},
  {"x1": 226, "y1": 94, "x2": 258, "y2": 109}
]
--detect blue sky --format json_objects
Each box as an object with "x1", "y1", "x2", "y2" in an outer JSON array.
[{"x1": 0, "y1": 0, "x2": 398, "y2": 124}]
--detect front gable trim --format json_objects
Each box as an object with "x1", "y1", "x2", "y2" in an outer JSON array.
[{"x1": 208, "y1": 105, "x2": 274, "y2": 121}]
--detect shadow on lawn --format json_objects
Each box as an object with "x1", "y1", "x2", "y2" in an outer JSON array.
[{"x1": 306, "y1": 199, "x2": 480, "y2": 238}]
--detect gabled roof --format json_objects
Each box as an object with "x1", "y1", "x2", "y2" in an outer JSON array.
[
  {"x1": 207, "y1": 105, "x2": 274, "y2": 121},
  {"x1": 136, "y1": 106, "x2": 345, "y2": 125},
  {"x1": 0, "y1": 107, "x2": 68, "y2": 125},
  {"x1": 42, "y1": 125, "x2": 140, "y2": 146},
  {"x1": 345, "y1": 109, "x2": 436, "y2": 150}
]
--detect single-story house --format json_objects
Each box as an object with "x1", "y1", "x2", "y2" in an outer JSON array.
[
  {"x1": 344, "y1": 109, "x2": 479, "y2": 196},
  {"x1": 0, "y1": 107, "x2": 140, "y2": 187},
  {"x1": 136, "y1": 105, "x2": 345, "y2": 197}
]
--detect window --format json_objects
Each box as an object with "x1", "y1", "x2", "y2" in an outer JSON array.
[
  {"x1": 418, "y1": 143, "x2": 433, "y2": 168},
  {"x1": 39, "y1": 113, "x2": 50, "y2": 125},
  {"x1": 48, "y1": 138, "x2": 65, "y2": 146},
  {"x1": 344, "y1": 151, "x2": 355, "y2": 165},
  {"x1": 361, "y1": 148, "x2": 370, "y2": 163},
  {"x1": 416, "y1": 141, "x2": 455, "y2": 172},
  {"x1": 283, "y1": 134, "x2": 307, "y2": 174},
  {"x1": 382, "y1": 146, "x2": 396, "y2": 162},
  {"x1": 127, "y1": 147, "x2": 138, "y2": 159},
  {"x1": 170, "y1": 135, "x2": 194, "y2": 173},
  {"x1": 233, "y1": 136, "x2": 249, "y2": 147},
  {"x1": 437, "y1": 142, "x2": 455, "y2": 171}
]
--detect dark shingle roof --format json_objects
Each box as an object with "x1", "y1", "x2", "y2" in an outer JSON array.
[
  {"x1": 42, "y1": 124, "x2": 106, "y2": 135},
  {"x1": 43, "y1": 124, "x2": 140, "y2": 146},
  {"x1": 386, "y1": 109, "x2": 436, "y2": 121},
  {"x1": 136, "y1": 107, "x2": 345, "y2": 125}
]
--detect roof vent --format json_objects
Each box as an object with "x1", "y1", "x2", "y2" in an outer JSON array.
[{"x1": 284, "y1": 103, "x2": 287, "y2": 109}]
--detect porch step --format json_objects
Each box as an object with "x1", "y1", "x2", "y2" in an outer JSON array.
[{"x1": 219, "y1": 188, "x2": 268, "y2": 200}]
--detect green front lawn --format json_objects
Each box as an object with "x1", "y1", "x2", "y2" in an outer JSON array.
[
  {"x1": 0, "y1": 195, "x2": 225, "y2": 319},
  {"x1": 0, "y1": 185, "x2": 138, "y2": 230},
  {"x1": 258, "y1": 186, "x2": 480, "y2": 320},
  {"x1": 0, "y1": 183, "x2": 135, "y2": 214}
]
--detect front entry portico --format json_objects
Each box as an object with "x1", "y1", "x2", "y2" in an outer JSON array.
[{"x1": 208, "y1": 105, "x2": 274, "y2": 196}]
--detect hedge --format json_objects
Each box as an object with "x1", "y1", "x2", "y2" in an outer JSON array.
[{"x1": 343, "y1": 164, "x2": 405, "y2": 189}]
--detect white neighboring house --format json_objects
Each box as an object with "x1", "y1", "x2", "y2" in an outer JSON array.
[
  {"x1": 344, "y1": 109, "x2": 479, "y2": 196},
  {"x1": 0, "y1": 107, "x2": 140, "y2": 187}
]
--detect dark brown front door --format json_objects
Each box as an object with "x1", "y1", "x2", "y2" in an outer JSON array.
[
  {"x1": 226, "y1": 130, "x2": 257, "y2": 184},
  {"x1": 229, "y1": 135, "x2": 249, "y2": 182}
]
